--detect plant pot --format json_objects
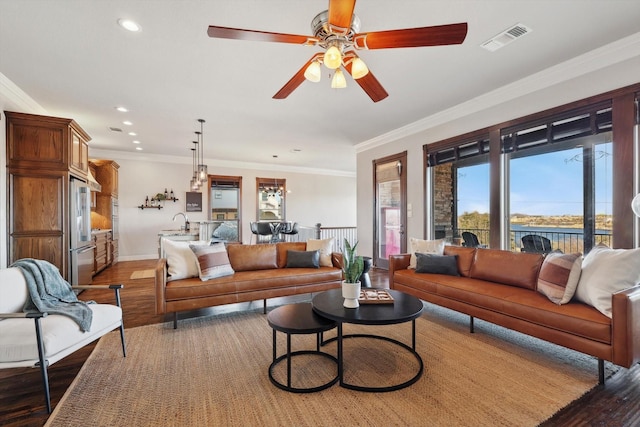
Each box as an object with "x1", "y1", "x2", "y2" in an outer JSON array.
[{"x1": 342, "y1": 281, "x2": 361, "y2": 308}]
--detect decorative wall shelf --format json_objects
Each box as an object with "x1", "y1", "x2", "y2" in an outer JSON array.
[{"x1": 138, "y1": 189, "x2": 179, "y2": 210}]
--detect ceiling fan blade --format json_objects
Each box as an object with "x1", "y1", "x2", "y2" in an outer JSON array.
[
  {"x1": 328, "y1": 0, "x2": 357, "y2": 35},
  {"x1": 208, "y1": 26, "x2": 319, "y2": 45},
  {"x1": 273, "y1": 54, "x2": 324, "y2": 100},
  {"x1": 354, "y1": 22, "x2": 468, "y2": 49},
  {"x1": 343, "y1": 54, "x2": 389, "y2": 103}
]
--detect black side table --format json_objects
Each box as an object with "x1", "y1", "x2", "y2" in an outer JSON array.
[{"x1": 267, "y1": 303, "x2": 339, "y2": 393}]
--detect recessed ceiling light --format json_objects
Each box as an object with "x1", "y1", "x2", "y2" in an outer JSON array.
[
  {"x1": 135, "y1": 147, "x2": 143, "y2": 151},
  {"x1": 132, "y1": 140, "x2": 141, "y2": 144},
  {"x1": 123, "y1": 121, "x2": 133, "y2": 126},
  {"x1": 115, "y1": 106, "x2": 128, "y2": 112},
  {"x1": 128, "y1": 132, "x2": 137, "y2": 136},
  {"x1": 118, "y1": 18, "x2": 141, "y2": 32}
]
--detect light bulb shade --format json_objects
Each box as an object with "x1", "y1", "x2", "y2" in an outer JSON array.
[
  {"x1": 304, "y1": 61, "x2": 322, "y2": 82},
  {"x1": 190, "y1": 178, "x2": 200, "y2": 191},
  {"x1": 198, "y1": 164, "x2": 208, "y2": 183},
  {"x1": 323, "y1": 46, "x2": 342, "y2": 69},
  {"x1": 331, "y1": 69, "x2": 347, "y2": 89},
  {"x1": 632, "y1": 193, "x2": 640, "y2": 217},
  {"x1": 351, "y1": 57, "x2": 369, "y2": 79}
]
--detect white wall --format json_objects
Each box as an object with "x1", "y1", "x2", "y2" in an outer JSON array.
[
  {"x1": 0, "y1": 70, "x2": 356, "y2": 265},
  {"x1": 356, "y1": 56, "x2": 640, "y2": 258},
  {"x1": 91, "y1": 153, "x2": 357, "y2": 260}
]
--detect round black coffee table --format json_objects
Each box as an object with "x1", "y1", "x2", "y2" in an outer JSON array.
[
  {"x1": 311, "y1": 288, "x2": 424, "y2": 392},
  {"x1": 267, "y1": 303, "x2": 339, "y2": 393}
]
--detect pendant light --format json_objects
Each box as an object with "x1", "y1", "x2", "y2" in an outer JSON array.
[
  {"x1": 190, "y1": 143, "x2": 200, "y2": 191},
  {"x1": 197, "y1": 119, "x2": 208, "y2": 185}
]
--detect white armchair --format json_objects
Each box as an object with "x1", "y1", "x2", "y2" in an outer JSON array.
[{"x1": 0, "y1": 267, "x2": 126, "y2": 413}]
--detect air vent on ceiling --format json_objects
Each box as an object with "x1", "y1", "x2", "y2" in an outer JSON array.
[
  {"x1": 108, "y1": 127, "x2": 123, "y2": 132},
  {"x1": 481, "y1": 23, "x2": 532, "y2": 52}
]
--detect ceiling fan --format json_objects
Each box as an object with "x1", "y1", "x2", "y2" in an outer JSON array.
[{"x1": 207, "y1": 0, "x2": 467, "y2": 102}]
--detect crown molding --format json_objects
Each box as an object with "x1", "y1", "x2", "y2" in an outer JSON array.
[
  {"x1": 356, "y1": 31, "x2": 640, "y2": 153},
  {"x1": 88, "y1": 148, "x2": 356, "y2": 178},
  {"x1": 0, "y1": 72, "x2": 47, "y2": 114}
]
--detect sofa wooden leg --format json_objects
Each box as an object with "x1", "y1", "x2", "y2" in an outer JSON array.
[
  {"x1": 263, "y1": 299, "x2": 267, "y2": 314},
  {"x1": 173, "y1": 313, "x2": 178, "y2": 329},
  {"x1": 470, "y1": 316, "x2": 475, "y2": 333},
  {"x1": 598, "y1": 359, "x2": 605, "y2": 385}
]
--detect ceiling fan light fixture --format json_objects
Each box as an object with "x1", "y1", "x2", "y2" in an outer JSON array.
[
  {"x1": 331, "y1": 69, "x2": 347, "y2": 89},
  {"x1": 323, "y1": 45, "x2": 342, "y2": 69},
  {"x1": 350, "y1": 57, "x2": 369, "y2": 79},
  {"x1": 304, "y1": 61, "x2": 322, "y2": 82}
]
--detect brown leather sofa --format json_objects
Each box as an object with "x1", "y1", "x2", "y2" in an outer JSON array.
[
  {"x1": 389, "y1": 245, "x2": 640, "y2": 384},
  {"x1": 155, "y1": 242, "x2": 342, "y2": 328}
]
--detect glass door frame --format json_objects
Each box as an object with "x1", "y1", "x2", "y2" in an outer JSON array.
[{"x1": 373, "y1": 151, "x2": 407, "y2": 269}]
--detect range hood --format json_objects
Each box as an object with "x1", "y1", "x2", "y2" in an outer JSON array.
[{"x1": 87, "y1": 169, "x2": 102, "y2": 192}]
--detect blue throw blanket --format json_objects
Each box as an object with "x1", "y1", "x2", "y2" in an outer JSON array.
[{"x1": 12, "y1": 258, "x2": 93, "y2": 332}]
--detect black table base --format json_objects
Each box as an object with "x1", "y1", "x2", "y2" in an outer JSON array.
[
  {"x1": 268, "y1": 346, "x2": 339, "y2": 393},
  {"x1": 321, "y1": 320, "x2": 423, "y2": 392},
  {"x1": 267, "y1": 303, "x2": 338, "y2": 393}
]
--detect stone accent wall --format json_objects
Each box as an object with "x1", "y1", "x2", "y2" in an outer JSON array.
[{"x1": 433, "y1": 164, "x2": 454, "y2": 240}]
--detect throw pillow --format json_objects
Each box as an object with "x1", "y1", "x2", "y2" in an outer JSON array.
[
  {"x1": 415, "y1": 253, "x2": 459, "y2": 276},
  {"x1": 212, "y1": 222, "x2": 238, "y2": 241},
  {"x1": 306, "y1": 238, "x2": 335, "y2": 267},
  {"x1": 285, "y1": 250, "x2": 320, "y2": 268},
  {"x1": 189, "y1": 243, "x2": 235, "y2": 281},
  {"x1": 409, "y1": 238, "x2": 445, "y2": 269},
  {"x1": 536, "y1": 252, "x2": 582, "y2": 305},
  {"x1": 162, "y1": 239, "x2": 204, "y2": 281},
  {"x1": 574, "y1": 244, "x2": 640, "y2": 317}
]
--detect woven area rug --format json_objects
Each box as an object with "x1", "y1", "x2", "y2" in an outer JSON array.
[
  {"x1": 45, "y1": 303, "x2": 608, "y2": 427},
  {"x1": 129, "y1": 269, "x2": 155, "y2": 280}
]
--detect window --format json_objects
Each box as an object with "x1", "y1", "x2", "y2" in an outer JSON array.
[
  {"x1": 257, "y1": 177, "x2": 285, "y2": 220},
  {"x1": 425, "y1": 94, "x2": 626, "y2": 251},
  {"x1": 427, "y1": 135, "x2": 490, "y2": 245},
  {"x1": 208, "y1": 176, "x2": 241, "y2": 242},
  {"x1": 503, "y1": 105, "x2": 613, "y2": 253}
]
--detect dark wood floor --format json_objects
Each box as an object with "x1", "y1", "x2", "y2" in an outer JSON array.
[{"x1": 1, "y1": 260, "x2": 639, "y2": 426}]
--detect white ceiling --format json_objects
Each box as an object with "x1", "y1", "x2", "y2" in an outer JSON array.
[{"x1": 1, "y1": 1, "x2": 639, "y2": 174}]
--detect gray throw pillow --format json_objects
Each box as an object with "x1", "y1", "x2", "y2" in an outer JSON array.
[
  {"x1": 415, "y1": 253, "x2": 459, "y2": 276},
  {"x1": 286, "y1": 250, "x2": 320, "y2": 269},
  {"x1": 212, "y1": 222, "x2": 238, "y2": 241}
]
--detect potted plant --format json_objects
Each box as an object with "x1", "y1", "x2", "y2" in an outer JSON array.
[{"x1": 342, "y1": 238, "x2": 364, "y2": 308}]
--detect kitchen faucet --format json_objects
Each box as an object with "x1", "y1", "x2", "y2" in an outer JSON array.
[{"x1": 172, "y1": 212, "x2": 190, "y2": 232}]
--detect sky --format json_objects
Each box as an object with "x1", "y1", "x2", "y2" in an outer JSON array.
[{"x1": 457, "y1": 143, "x2": 613, "y2": 216}]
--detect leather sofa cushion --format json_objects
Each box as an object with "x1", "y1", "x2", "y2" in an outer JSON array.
[
  {"x1": 470, "y1": 249, "x2": 543, "y2": 290},
  {"x1": 227, "y1": 244, "x2": 277, "y2": 271},
  {"x1": 276, "y1": 242, "x2": 307, "y2": 268},
  {"x1": 393, "y1": 269, "x2": 611, "y2": 344},
  {"x1": 444, "y1": 246, "x2": 476, "y2": 277},
  {"x1": 165, "y1": 268, "x2": 342, "y2": 300}
]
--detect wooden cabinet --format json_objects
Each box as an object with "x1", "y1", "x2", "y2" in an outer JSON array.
[
  {"x1": 70, "y1": 130, "x2": 89, "y2": 177},
  {"x1": 111, "y1": 239, "x2": 119, "y2": 265},
  {"x1": 6, "y1": 111, "x2": 90, "y2": 175},
  {"x1": 93, "y1": 231, "x2": 109, "y2": 274},
  {"x1": 6, "y1": 111, "x2": 91, "y2": 279},
  {"x1": 92, "y1": 160, "x2": 118, "y2": 197},
  {"x1": 89, "y1": 160, "x2": 119, "y2": 271}
]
